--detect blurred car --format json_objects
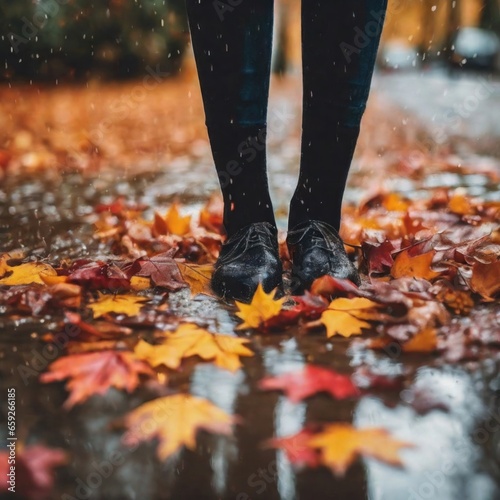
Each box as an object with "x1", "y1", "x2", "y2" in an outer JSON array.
[
  {"x1": 378, "y1": 41, "x2": 421, "y2": 71},
  {"x1": 450, "y1": 27, "x2": 500, "y2": 71}
]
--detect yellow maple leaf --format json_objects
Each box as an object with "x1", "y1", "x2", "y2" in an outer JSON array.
[
  {"x1": 123, "y1": 394, "x2": 235, "y2": 460},
  {"x1": 134, "y1": 323, "x2": 253, "y2": 372},
  {"x1": 177, "y1": 262, "x2": 214, "y2": 297},
  {"x1": 0, "y1": 261, "x2": 57, "y2": 285},
  {"x1": 88, "y1": 293, "x2": 149, "y2": 318},
  {"x1": 308, "y1": 423, "x2": 413, "y2": 476},
  {"x1": 320, "y1": 297, "x2": 380, "y2": 338},
  {"x1": 391, "y1": 250, "x2": 440, "y2": 280},
  {"x1": 235, "y1": 283, "x2": 285, "y2": 330},
  {"x1": 154, "y1": 202, "x2": 191, "y2": 236}
]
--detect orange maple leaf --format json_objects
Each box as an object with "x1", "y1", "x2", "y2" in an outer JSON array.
[
  {"x1": 470, "y1": 260, "x2": 500, "y2": 301},
  {"x1": 319, "y1": 297, "x2": 380, "y2": 338},
  {"x1": 448, "y1": 193, "x2": 475, "y2": 215},
  {"x1": 153, "y1": 203, "x2": 191, "y2": 236},
  {"x1": 39, "y1": 351, "x2": 154, "y2": 409},
  {"x1": 391, "y1": 249, "x2": 440, "y2": 280},
  {"x1": 308, "y1": 424, "x2": 414, "y2": 476},
  {"x1": 122, "y1": 394, "x2": 235, "y2": 460},
  {"x1": 235, "y1": 283, "x2": 285, "y2": 330},
  {"x1": 134, "y1": 323, "x2": 253, "y2": 372},
  {"x1": 402, "y1": 327, "x2": 439, "y2": 353}
]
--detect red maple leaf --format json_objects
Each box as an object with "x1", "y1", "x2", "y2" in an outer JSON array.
[
  {"x1": 362, "y1": 240, "x2": 395, "y2": 275},
  {"x1": 264, "y1": 429, "x2": 320, "y2": 468},
  {"x1": 0, "y1": 445, "x2": 67, "y2": 500},
  {"x1": 40, "y1": 350, "x2": 154, "y2": 408},
  {"x1": 68, "y1": 261, "x2": 130, "y2": 290},
  {"x1": 259, "y1": 365, "x2": 360, "y2": 403}
]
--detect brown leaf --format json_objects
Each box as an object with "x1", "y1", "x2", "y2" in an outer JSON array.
[
  {"x1": 470, "y1": 260, "x2": 500, "y2": 300},
  {"x1": 129, "y1": 251, "x2": 187, "y2": 290}
]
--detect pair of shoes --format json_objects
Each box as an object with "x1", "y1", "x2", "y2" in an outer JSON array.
[
  {"x1": 210, "y1": 222, "x2": 283, "y2": 303},
  {"x1": 286, "y1": 219, "x2": 361, "y2": 294},
  {"x1": 210, "y1": 220, "x2": 360, "y2": 302}
]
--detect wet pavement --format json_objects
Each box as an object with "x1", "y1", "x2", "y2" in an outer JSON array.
[{"x1": 1, "y1": 71, "x2": 500, "y2": 500}]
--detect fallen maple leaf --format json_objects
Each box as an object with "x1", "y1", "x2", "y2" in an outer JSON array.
[
  {"x1": 130, "y1": 276, "x2": 151, "y2": 290},
  {"x1": 362, "y1": 240, "x2": 395, "y2": 275},
  {"x1": 319, "y1": 297, "x2": 380, "y2": 338},
  {"x1": 128, "y1": 251, "x2": 186, "y2": 290},
  {"x1": 470, "y1": 260, "x2": 500, "y2": 300},
  {"x1": 39, "y1": 274, "x2": 69, "y2": 286},
  {"x1": 122, "y1": 394, "x2": 235, "y2": 460},
  {"x1": 259, "y1": 365, "x2": 360, "y2": 402},
  {"x1": 62, "y1": 311, "x2": 132, "y2": 340},
  {"x1": 134, "y1": 323, "x2": 253, "y2": 372},
  {"x1": 88, "y1": 293, "x2": 149, "y2": 318},
  {"x1": 176, "y1": 262, "x2": 214, "y2": 297},
  {"x1": 308, "y1": 424, "x2": 413, "y2": 476},
  {"x1": 261, "y1": 292, "x2": 329, "y2": 331},
  {"x1": 0, "y1": 445, "x2": 67, "y2": 500},
  {"x1": 153, "y1": 203, "x2": 191, "y2": 236},
  {"x1": 383, "y1": 192, "x2": 409, "y2": 212},
  {"x1": 199, "y1": 194, "x2": 224, "y2": 234},
  {"x1": 0, "y1": 261, "x2": 57, "y2": 285},
  {"x1": 264, "y1": 429, "x2": 320, "y2": 468},
  {"x1": 68, "y1": 261, "x2": 130, "y2": 290},
  {"x1": 309, "y1": 275, "x2": 360, "y2": 297},
  {"x1": 402, "y1": 327, "x2": 439, "y2": 353},
  {"x1": 40, "y1": 351, "x2": 154, "y2": 408},
  {"x1": 235, "y1": 284, "x2": 285, "y2": 330},
  {"x1": 448, "y1": 192, "x2": 474, "y2": 215},
  {"x1": 391, "y1": 249, "x2": 440, "y2": 281}
]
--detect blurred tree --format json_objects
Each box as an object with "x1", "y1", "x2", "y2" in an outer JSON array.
[{"x1": 0, "y1": 0, "x2": 189, "y2": 81}]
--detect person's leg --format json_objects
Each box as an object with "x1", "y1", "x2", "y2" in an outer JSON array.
[
  {"x1": 185, "y1": 0, "x2": 275, "y2": 237},
  {"x1": 186, "y1": 0, "x2": 282, "y2": 301},
  {"x1": 289, "y1": 0, "x2": 388, "y2": 231}
]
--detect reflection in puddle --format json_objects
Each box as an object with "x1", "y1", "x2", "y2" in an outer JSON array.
[
  {"x1": 191, "y1": 363, "x2": 245, "y2": 497},
  {"x1": 264, "y1": 338, "x2": 306, "y2": 500},
  {"x1": 355, "y1": 367, "x2": 499, "y2": 500}
]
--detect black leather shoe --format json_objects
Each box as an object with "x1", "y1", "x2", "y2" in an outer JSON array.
[
  {"x1": 286, "y1": 220, "x2": 360, "y2": 294},
  {"x1": 211, "y1": 222, "x2": 283, "y2": 302}
]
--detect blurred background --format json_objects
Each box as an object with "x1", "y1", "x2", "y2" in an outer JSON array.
[{"x1": 1, "y1": 0, "x2": 500, "y2": 81}]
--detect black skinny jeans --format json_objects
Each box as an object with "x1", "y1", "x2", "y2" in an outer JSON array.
[{"x1": 185, "y1": 0, "x2": 388, "y2": 234}]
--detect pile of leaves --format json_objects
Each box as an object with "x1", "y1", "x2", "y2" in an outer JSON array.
[{"x1": 1, "y1": 187, "x2": 499, "y2": 497}]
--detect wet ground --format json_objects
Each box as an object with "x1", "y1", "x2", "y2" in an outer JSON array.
[{"x1": 1, "y1": 70, "x2": 500, "y2": 500}]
